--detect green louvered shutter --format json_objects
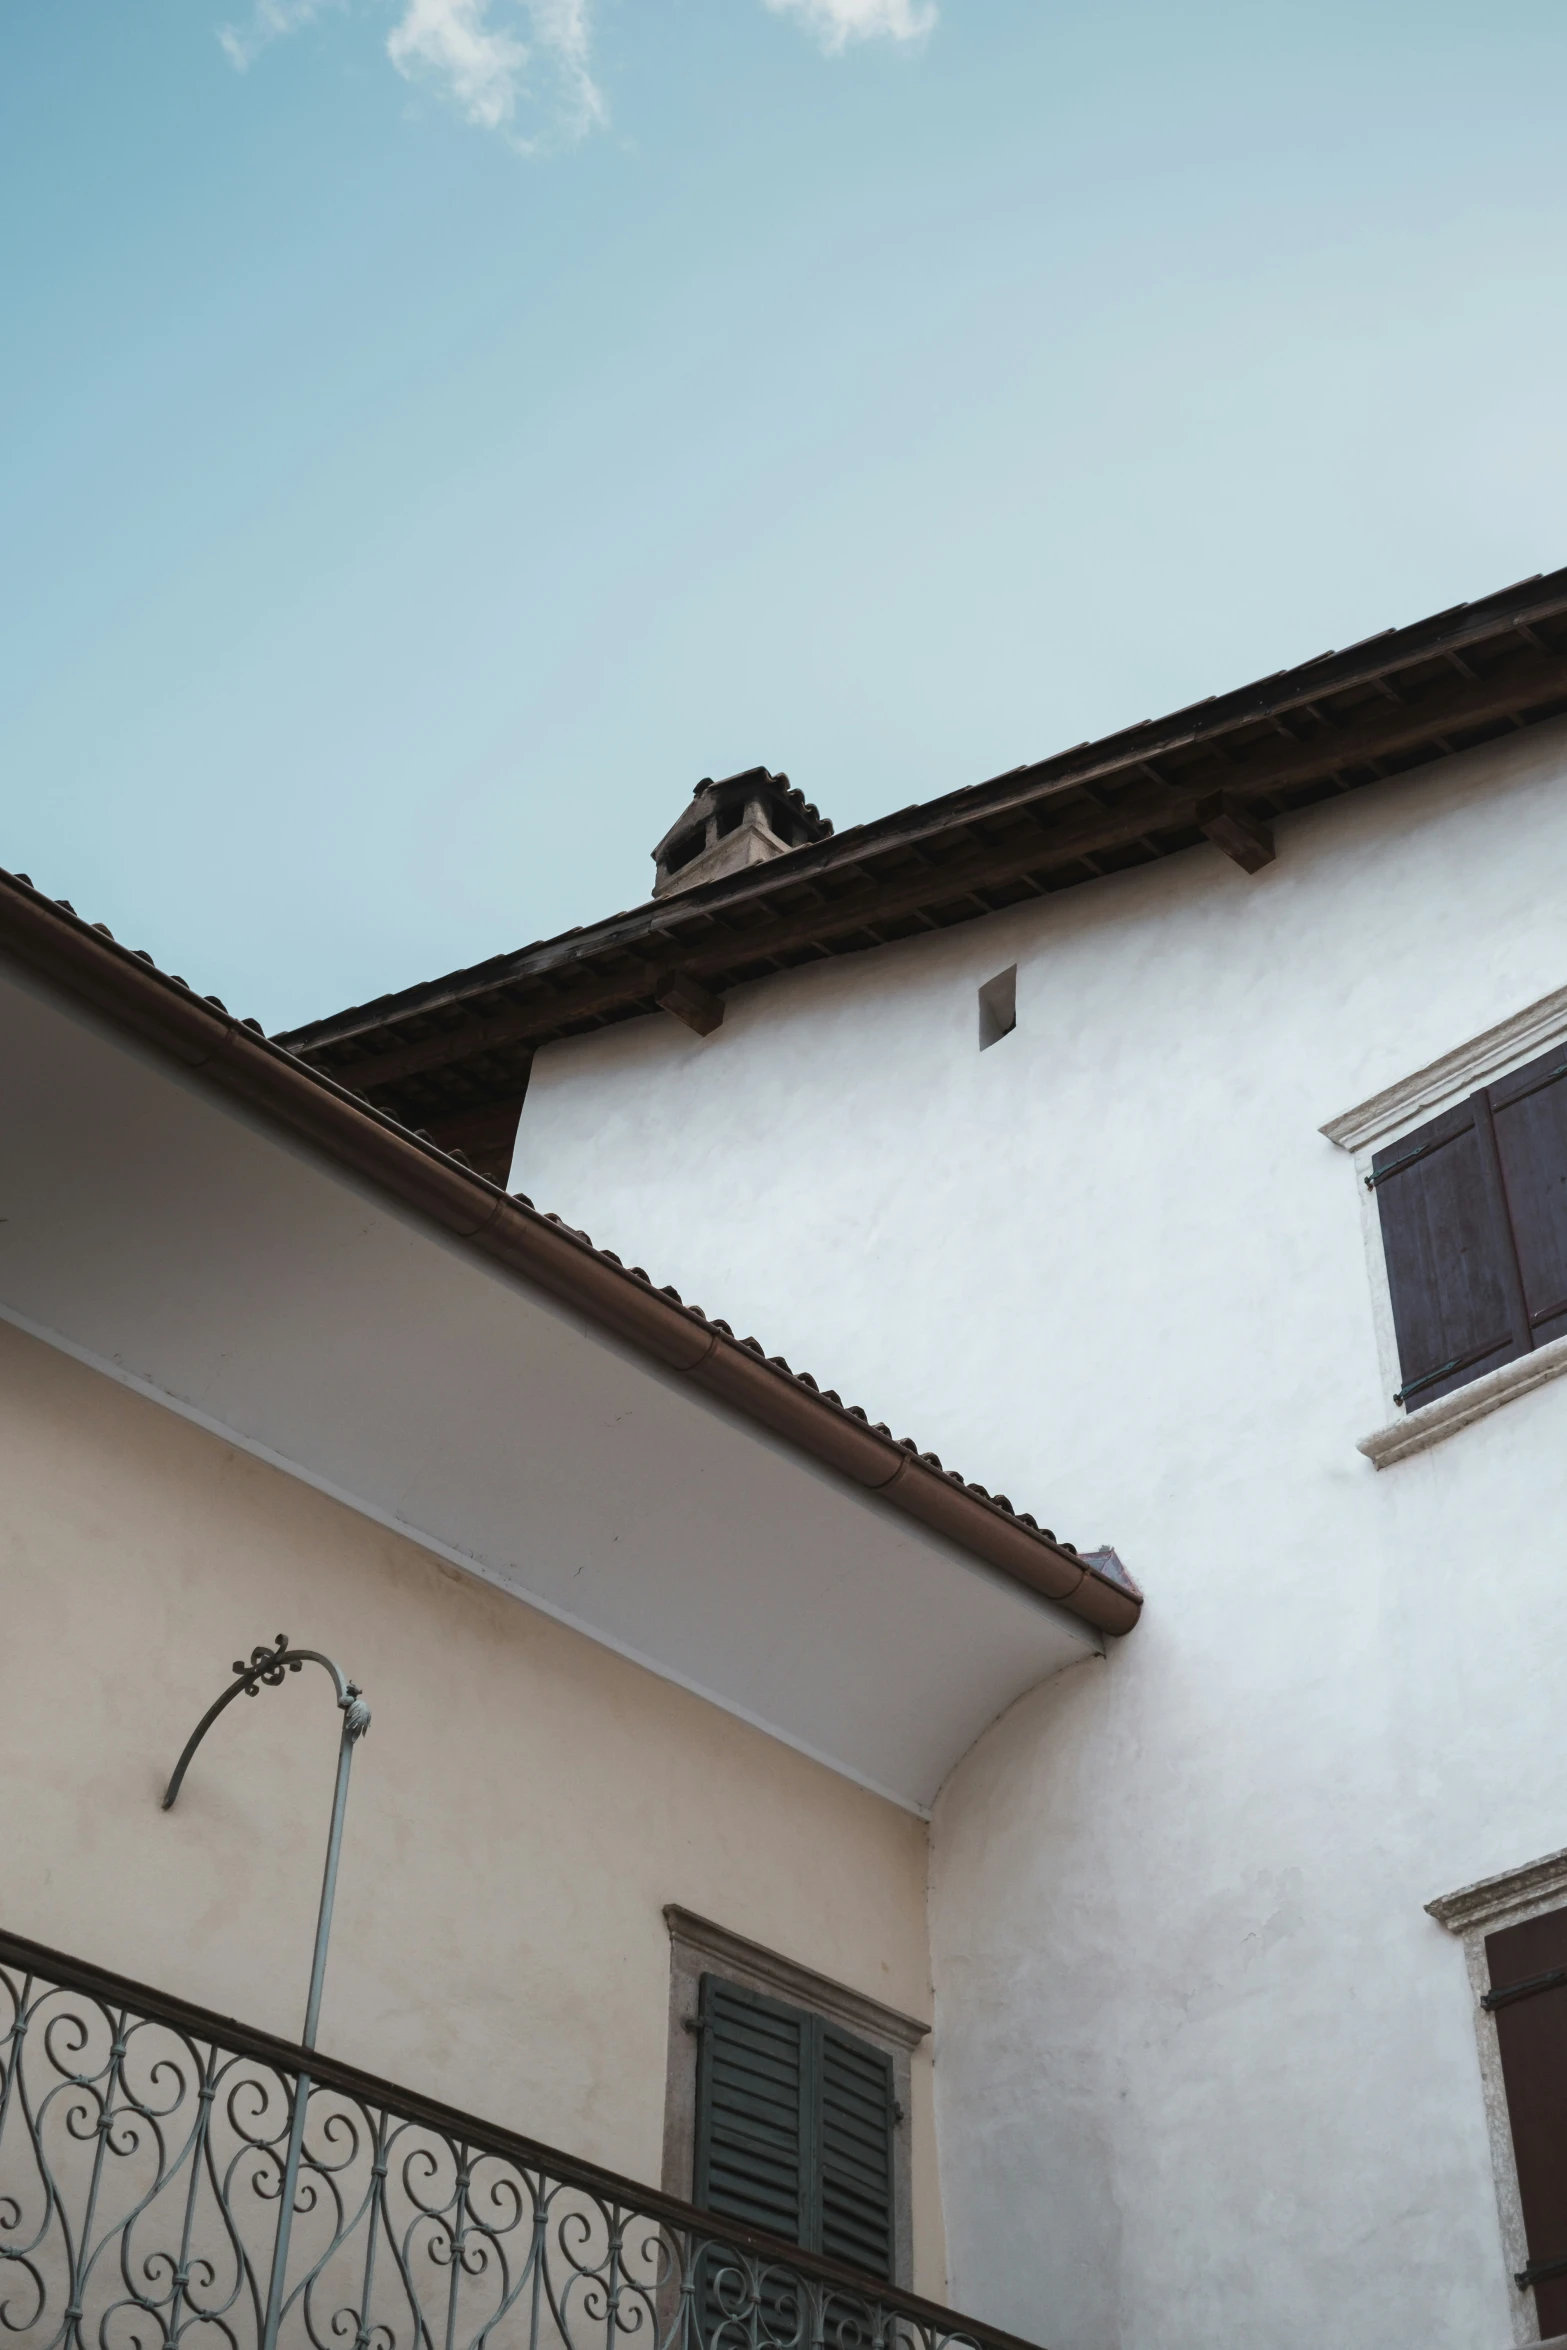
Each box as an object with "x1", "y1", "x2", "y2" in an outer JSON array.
[
  {"x1": 693, "y1": 1975, "x2": 896, "y2": 2283},
  {"x1": 819, "y1": 2025, "x2": 895, "y2": 2280},
  {"x1": 694, "y1": 1976, "x2": 813, "y2": 2245}
]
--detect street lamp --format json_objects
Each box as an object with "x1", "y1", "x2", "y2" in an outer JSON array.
[{"x1": 162, "y1": 1633, "x2": 372, "y2": 2350}]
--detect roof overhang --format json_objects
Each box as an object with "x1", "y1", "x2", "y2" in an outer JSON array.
[
  {"x1": 0, "y1": 885, "x2": 1120, "y2": 1812},
  {"x1": 279, "y1": 567, "x2": 1567, "y2": 1152}
]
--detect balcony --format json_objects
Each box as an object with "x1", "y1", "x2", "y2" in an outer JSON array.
[{"x1": 0, "y1": 1929, "x2": 1034, "y2": 2350}]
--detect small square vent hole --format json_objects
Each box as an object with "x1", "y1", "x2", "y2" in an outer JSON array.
[{"x1": 978, "y1": 965, "x2": 1017, "y2": 1050}]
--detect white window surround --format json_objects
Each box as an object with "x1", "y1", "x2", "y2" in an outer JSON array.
[
  {"x1": 1427, "y1": 1847, "x2": 1567, "y2": 2347},
  {"x1": 1322, "y1": 980, "x2": 1567, "y2": 1468}
]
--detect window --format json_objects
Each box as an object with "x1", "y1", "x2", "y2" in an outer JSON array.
[
  {"x1": 694, "y1": 1975, "x2": 895, "y2": 2278},
  {"x1": 1485, "y1": 1905, "x2": 1567, "y2": 2329},
  {"x1": 661, "y1": 1907, "x2": 923, "y2": 2287},
  {"x1": 1371, "y1": 1038, "x2": 1567, "y2": 1411},
  {"x1": 1429, "y1": 1851, "x2": 1567, "y2": 2337}
]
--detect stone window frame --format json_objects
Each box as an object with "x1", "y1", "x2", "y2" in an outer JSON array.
[
  {"x1": 1427, "y1": 1845, "x2": 1567, "y2": 2346},
  {"x1": 1322, "y1": 979, "x2": 1567, "y2": 1468},
  {"x1": 660, "y1": 1906, "x2": 927, "y2": 2289}
]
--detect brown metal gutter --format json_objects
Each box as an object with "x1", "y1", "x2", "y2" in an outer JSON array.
[{"x1": 0, "y1": 870, "x2": 1140, "y2": 1638}]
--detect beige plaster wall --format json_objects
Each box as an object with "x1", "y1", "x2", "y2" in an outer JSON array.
[{"x1": 0, "y1": 1319, "x2": 946, "y2": 2298}]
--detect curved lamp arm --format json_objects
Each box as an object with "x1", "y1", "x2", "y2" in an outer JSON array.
[
  {"x1": 162, "y1": 1634, "x2": 368, "y2": 1812},
  {"x1": 163, "y1": 1634, "x2": 373, "y2": 2350},
  {"x1": 161, "y1": 1632, "x2": 371, "y2": 2052}
]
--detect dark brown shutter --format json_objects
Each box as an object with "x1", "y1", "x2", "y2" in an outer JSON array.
[
  {"x1": 1485, "y1": 1906, "x2": 1567, "y2": 2331},
  {"x1": 1490, "y1": 1043, "x2": 1567, "y2": 1350},
  {"x1": 1372, "y1": 1095, "x2": 1530, "y2": 1407}
]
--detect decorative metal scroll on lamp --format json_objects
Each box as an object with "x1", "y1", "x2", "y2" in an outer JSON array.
[{"x1": 162, "y1": 1634, "x2": 371, "y2": 2350}]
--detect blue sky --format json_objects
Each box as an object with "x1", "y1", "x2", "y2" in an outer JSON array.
[{"x1": 5, "y1": 0, "x2": 1567, "y2": 1030}]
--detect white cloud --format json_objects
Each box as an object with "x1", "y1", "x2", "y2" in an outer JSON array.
[
  {"x1": 385, "y1": 0, "x2": 603, "y2": 140},
  {"x1": 763, "y1": 0, "x2": 935, "y2": 53},
  {"x1": 218, "y1": 0, "x2": 337, "y2": 71},
  {"x1": 218, "y1": 0, "x2": 925, "y2": 145},
  {"x1": 386, "y1": 0, "x2": 532, "y2": 130},
  {"x1": 218, "y1": 0, "x2": 603, "y2": 141},
  {"x1": 520, "y1": 0, "x2": 605, "y2": 136}
]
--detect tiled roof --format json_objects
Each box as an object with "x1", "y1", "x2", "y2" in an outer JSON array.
[
  {"x1": 516, "y1": 1196, "x2": 1139, "y2": 1597},
  {"x1": 278, "y1": 565, "x2": 1567, "y2": 1153},
  {"x1": 0, "y1": 867, "x2": 1142, "y2": 1635}
]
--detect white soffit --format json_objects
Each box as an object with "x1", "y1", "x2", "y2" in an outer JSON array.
[{"x1": 0, "y1": 969, "x2": 1095, "y2": 1813}]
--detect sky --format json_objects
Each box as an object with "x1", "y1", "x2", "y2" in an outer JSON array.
[{"x1": 4, "y1": 0, "x2": 1567, "y2": 1032}]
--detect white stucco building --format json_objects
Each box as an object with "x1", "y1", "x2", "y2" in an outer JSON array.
[
  {"x1": 513, "y1": 711, "x2": 1567, "y2": 2349},
  {"x1": 6, "y1": 568, "x2": 1567, "y2": 2350},
  {"x1": 282, "y1": 568, "x2": 1567, "y2": 2348}
]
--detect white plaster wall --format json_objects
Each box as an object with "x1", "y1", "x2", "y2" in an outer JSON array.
[{"x1": 512, "y1": 719, "x2": 1567, "y2": 2348}]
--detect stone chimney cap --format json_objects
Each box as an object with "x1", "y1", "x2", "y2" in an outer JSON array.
[{"x1": 652, "y1": 768, "x2": 833, "y2": 900}]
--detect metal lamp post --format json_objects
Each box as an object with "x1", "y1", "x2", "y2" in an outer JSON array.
[{"x1": 162, "y1": 1634, "x2": 372, "y2": 2350}]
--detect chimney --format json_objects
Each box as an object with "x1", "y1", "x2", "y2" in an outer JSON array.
[{"x1": 651, "y1": 769, "x2": 832, "y2": 900}]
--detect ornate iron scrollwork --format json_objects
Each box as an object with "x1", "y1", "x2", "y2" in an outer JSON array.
[
  {"x1": 234, "y1": 1636, "x2": 300, "y2": 1693},
  {"x1": 0, "y1": 1932, "x2": 1022, "y2": 2350}
]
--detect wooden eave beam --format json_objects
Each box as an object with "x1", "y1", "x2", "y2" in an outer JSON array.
[
  {"x1": 1195, "y1": 793, "x2": 1276, "y2": 874},
  {"x1": 655, "y1": 972, "x2": 724, "y2": 1037}
]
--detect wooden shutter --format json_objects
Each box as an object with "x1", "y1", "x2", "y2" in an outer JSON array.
[
  {"x1": 694, "y1": 1975, "x2": 812, "y2": 2245},
  {"x1": 1485, "y1": 1906, "x2": 1567, "y2": 2331},
  {"x1": 1371, "y1": 1094, "x2": 1530, "y2": 1408},
  {"x1": 693, "y1": 1975, "x2": 896, "y2": 2282},
  {"x1": 819, "y1": 2025, "x2": 895, "y2": 2281},
  {"x1": 1490, "y1": 1043, "x2": 1567, "y2": 1350}
]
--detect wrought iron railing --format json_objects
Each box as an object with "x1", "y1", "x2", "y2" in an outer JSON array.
[{"x1": 0, "y1": 1930, "x2": 1039, "y2": 2350}]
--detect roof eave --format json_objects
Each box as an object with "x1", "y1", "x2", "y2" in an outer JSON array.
[
  {"x1": 278, "y1": 566, "x2": 1567, "y2": 1114},
  {"x1": 0, "y1": 870, "x2": 1140, "y2": 1640}
]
